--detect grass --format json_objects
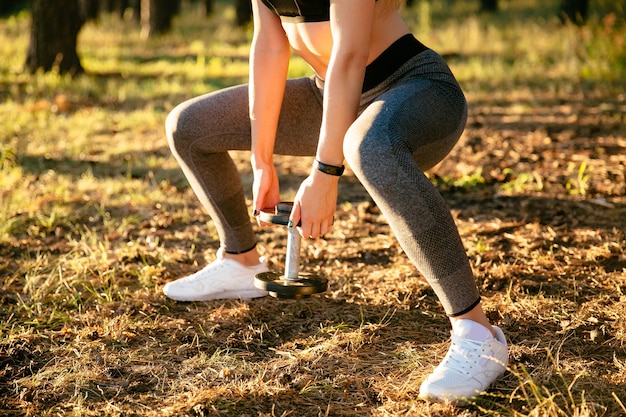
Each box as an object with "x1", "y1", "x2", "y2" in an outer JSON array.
[{"x1": 1, "y1": 0, "x2": 626, "y2": 416}]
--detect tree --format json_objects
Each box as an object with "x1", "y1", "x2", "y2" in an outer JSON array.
[
  {"x1": 81, "y1": 0, "x2": 101, "y2": 22},
  {"x1": 235, "y1": 0, "x2": 251, "y2": 26},
  {"x1": 480, "y1": 0, "x2": 498, "y2": 12},
  {"x1": 0, "y1": 0, "x2": 28, "y2": 15},
  {"x1": 202, "y1": 0, "x2": 251, "y2": 26},
  {"x1": 140, "y1": 0, "x2": 181, "y2": 39},
  {"x1": 202, "y1": 0, "x2": 214, "y2": 17},
  {"x1": 25, "y1": 0, "x2": 85, "y2": 75},
  {"x1": 560, "y1": 0, "x2": 589, "y2": 25}
]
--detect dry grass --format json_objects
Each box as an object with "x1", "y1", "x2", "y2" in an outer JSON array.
[{"x1": 1, "y1": 0, "x2": 626, "y2": 416}]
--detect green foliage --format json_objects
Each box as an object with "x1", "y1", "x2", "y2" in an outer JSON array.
[
  {"x1": 430, "y1": 168, "x2": 486, "y2": 190},
  {"x1": 566, "y1": 160, "x2": 591, "y2": 195},
  {"x1": 404, "y1": 0, "x2": 626, "y2": 84},
  {"x1": 498, "y1": 168, "x2": 544, "y2": 194}
]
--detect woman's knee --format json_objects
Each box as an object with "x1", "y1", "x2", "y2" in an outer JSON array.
[
  {"x1": 165, "y1": 103, "x2": 190, "y2": 157},
  {"x1": 165, "y1": 98, "x2": 218, "y2": 158},
  {"x1": 167, "y1": 86, "x2": 250, "y2": 157},
  {"x1": 343, "y1": 127, "x2": 369, "y2": 174}
]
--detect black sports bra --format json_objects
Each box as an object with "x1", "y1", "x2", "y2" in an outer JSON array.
[
  {"x1": 260, "y1": 0, "x2": 330, "y2": 22},
  {"x1": 258, "y1": 1, "x2": 430, "y2": 92}
]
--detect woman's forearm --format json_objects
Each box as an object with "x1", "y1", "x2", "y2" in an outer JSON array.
[
  {"x1": 249, "y1": 4, "x2": 290, "y2": 167},
  {"x1": 315, "y1": 1, "x2": 375, "y2": 168},
  {"x1": 315, "y1": 52, "x2": 367, "y2": 167}
]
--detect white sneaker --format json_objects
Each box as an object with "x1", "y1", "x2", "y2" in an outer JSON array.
[
  {"x1": 418, "y1": 319, "x2": 508, "y2": 403},
  {"x1": 162, "y1": 248, "x2": 269, "y2": 301}
]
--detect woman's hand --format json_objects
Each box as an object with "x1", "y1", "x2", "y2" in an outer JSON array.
[
  {"x1": 251, "y1": 160, "x2": 280, "y2": 226},
  {"x1": 290, "y1": 169, "x2": 339, "y2": 239}
]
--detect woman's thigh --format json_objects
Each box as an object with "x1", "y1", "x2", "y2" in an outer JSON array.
[
  {"x1": 349, "y1": 78, "x2": 467, "y2": 171},
  {"x1": 167, "y1": 76, "x2": 323, "y2": 155}
]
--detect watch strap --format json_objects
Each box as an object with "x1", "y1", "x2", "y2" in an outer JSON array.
[{"x1": 315, "y1": 160, "x2": 345, "y2": 176}]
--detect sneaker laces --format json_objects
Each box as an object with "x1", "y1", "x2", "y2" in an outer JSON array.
[
  {"x1": 175, "y1": 249, "x2": 265, "y2": 284},
  {"x1": 438, "y1": 334, "x2": 488, "y2": 376},
  {"x1": 175, "y1": 256, "x2": 228, "y2": 283}
]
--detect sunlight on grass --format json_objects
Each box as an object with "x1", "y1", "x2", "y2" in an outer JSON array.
[
  {"x1": 404, "y1": 0, "x2": 625, "y2": 84},
  {"x1": 1, "y1": 1, "x2": 625, "y2": 416},
  {"x1": 472, "y1": 350, "x2": 610, "y2": 417},
  {"x1": 429, "y1": 168, "x2": 486, "y2": 190},
  {"x1": 498, "y1": 169, "x2": 545, "y2": 194}
]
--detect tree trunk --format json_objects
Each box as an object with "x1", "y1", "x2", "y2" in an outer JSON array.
[
  {"x1": 235, "y1": 0, "x2": 251, "y2": 26},
  {"x1": 140, "y1": 0, "x2": 180, "y2": 39},
  {"x1": 81, "y1": 0, "x2": 100, "y2": 22},
  {"x1": 560, "y1": 0, "x2": 589, "y2": 25},
  {"x1": 118, "y1": 0, "x2": 140, "y2": 19},
  {"x1": 202, "y1": 0, "x2": 214, "y2": 17},
  {"x1": 25, "y1": 0, "x2": 84, "y2": 75},
  {"x1": 480, "y1": 0, "x2": 498, "y2": 12},
  {"x1": 1, "y1": 0, "x2": 26, "y2": 15}
]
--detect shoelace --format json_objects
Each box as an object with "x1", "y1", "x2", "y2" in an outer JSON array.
[
  {"x1": 439, "y1": 335, "x2": 487, "y2": 375},
  {"x1": 178, "y1": 259, "x2": 227, "y2": 282}
]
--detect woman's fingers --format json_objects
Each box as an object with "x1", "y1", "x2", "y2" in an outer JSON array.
[
  {"x1": 295, "y1": 212, "x2": 333, "y2": 239},
  {"x1": 289, "y1": 200, "x2": 302, "y2": 230}
]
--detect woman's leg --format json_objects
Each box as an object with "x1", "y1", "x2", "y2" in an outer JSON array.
[
  {"x1": 345, "y1": 71, "x2": 508, "y2": 401},
  {"x1": 345, "y1": 77, "x2": 479, "y2": 317},
  {"x1": 162, "y1": 77, "x2": 323, "y2": 300},
  {"x1": 165, "y1": 77, "x2": 323, "y2": 255}
]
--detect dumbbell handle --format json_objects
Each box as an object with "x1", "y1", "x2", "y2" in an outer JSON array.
[
  {"x1": 258, "y1": 202, "x2": 301, "y2": 281},
  {"x1": 285, "y1": 227, "x2": 301, "y2": 280},
  {"x1": 254, "y1": 202, "x2": 329, "y2": 299}
]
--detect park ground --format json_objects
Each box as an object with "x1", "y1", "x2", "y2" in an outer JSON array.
[{"x1": 1, "y1": 1, "x2": 625, "y2": 416}]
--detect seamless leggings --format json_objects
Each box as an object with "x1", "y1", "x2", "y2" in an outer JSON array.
[{"x1": 166, "y1": 50, "x2": 481, "y2": 316}]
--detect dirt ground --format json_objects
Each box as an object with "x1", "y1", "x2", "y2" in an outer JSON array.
[
  {"x1": 1, "y1": 80, "x2": 625, "y2": 416},
  {"x1": 186, "y1": 80, "x2": 626, "y2": 415}
]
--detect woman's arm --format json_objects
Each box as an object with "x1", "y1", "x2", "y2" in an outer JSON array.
[
  {"x1": 316, "y1": 0, "x2": 376, "y2": 166},
  {"x1": 291, "y1": 0, "x2": 376, "y2": 238},
  {"x1": 249, "y1": 0, "x2": 291, "y2": 213}
]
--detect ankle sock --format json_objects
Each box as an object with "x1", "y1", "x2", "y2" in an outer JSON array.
[{"x1": 452, "y1": 319, "x2": 492, "y2": 342}]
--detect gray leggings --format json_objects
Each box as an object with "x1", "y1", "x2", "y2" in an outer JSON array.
[{"x1": 166, "y1": 50, "x2": 480, "y2": 316}]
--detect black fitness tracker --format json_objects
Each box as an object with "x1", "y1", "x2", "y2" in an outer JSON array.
[{"x1": 315, "y1": 160, "x2": 345, "y2": 176}]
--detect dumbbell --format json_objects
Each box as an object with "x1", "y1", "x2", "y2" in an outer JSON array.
[{"x1": 254, "y1": 202, "x2": 328, "y2": 299}]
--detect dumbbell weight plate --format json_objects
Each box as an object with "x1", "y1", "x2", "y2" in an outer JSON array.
[
  {"x1": 255, "y1": 271, "x2": 328, "y2": 299},
  {"x1": 275, "y1": 201, "x2": 293, "y2": 215},
  {"x1": 258, "y1": 202, "x2": 298, "y2": 227}
]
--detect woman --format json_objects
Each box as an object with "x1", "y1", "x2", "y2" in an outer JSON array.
[{"x1": 163, "y1": 0, "x2": 508, "y2": 402}]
